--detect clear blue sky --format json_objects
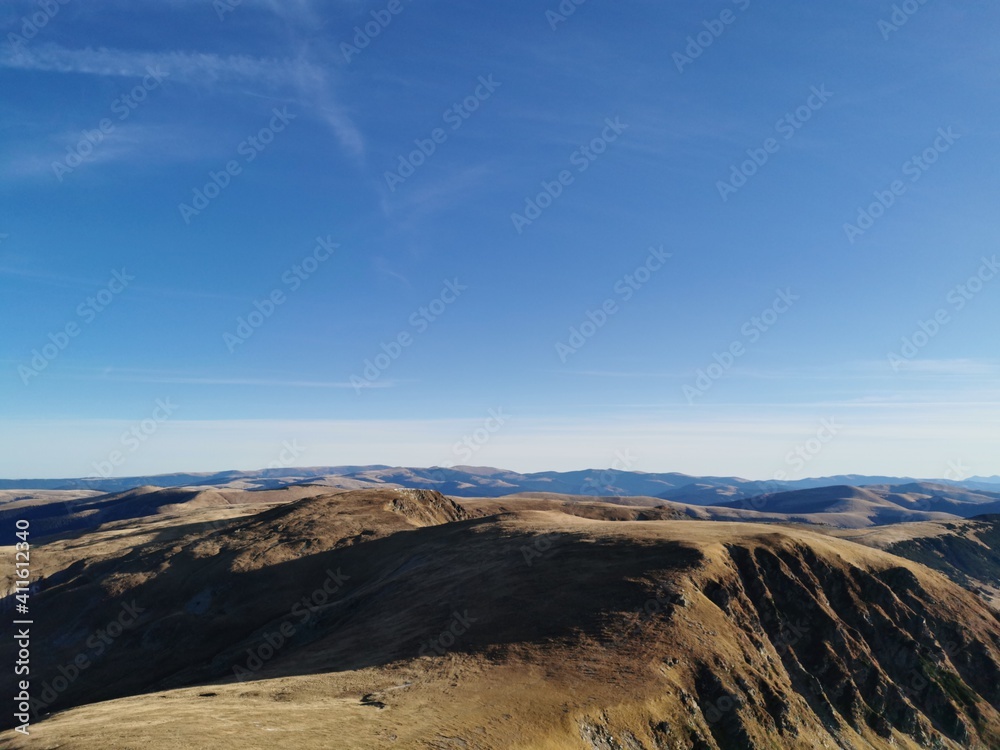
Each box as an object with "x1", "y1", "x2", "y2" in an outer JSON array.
[{"x1": 2, "y1": 0, "x2": 998, "y2": 479}]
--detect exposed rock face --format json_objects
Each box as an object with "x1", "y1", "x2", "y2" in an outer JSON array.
[
  {"x1": 883, "y1": 516, "x2": 1000, "y2": 605},
  {"x1": 712, "y1": 542, "x2": 1000, "y2": 747},
  {"x1": 385, "y1": 488, "x2": 468, "y2": 526},
  {"x1": 565, "y1": 533, "x2": 1000, "y2": 749}
]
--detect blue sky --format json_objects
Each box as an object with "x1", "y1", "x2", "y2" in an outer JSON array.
[{"x1": 2, "y1": 0, "x2": 998, "y2": 479}]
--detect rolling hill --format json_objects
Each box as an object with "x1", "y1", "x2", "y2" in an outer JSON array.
[
  {"x1": 4, "y1": 488, "x2": 1000, "y2": 748},
  {"x1": 717, "y1": 483, "x2": 1000, "y2": 525},
  {"x1": 2, "y1": 465, "x2": 999, "y2": 500}
]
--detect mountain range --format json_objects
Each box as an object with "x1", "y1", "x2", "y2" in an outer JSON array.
[
  {"x1": 3, "y1": 464, "x2": 999, "y2": 501},
  {"x1": 7, "y1": 471, "x2": 1000, "y2": 747}
]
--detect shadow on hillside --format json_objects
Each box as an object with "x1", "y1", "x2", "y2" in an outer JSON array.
[{"x1": 0, "y1": 515, "x2": 702, "y2": 726}]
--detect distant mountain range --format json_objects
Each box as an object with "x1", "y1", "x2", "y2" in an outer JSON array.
[{"x1": 2, "y1": 464, "x2": 998, "y2": 502}]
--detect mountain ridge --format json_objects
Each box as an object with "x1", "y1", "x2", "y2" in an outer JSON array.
[
  {"x1": 5, "y1": 487, "x2": 1000, "y2": 748},
  {"x1": 2, "y1": 465, "x2": 998, "y2": 499}
]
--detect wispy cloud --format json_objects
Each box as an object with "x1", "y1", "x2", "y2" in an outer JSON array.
[
  {"x1": 58, "y1": 368, "x2": 395, "y2": 389},
  {"x1": 380, "y1": 161, "x2": 499, "y2": 221},
  {"x1": 0, "y1": 43, "x2": 365, "y2": 157},
  {"x1": 372, "y1": 257, "x2": 412, "y2": 288},
  {"x1": 557, "y1": 358, "x2": 1000, "y2": 382},
  {"x1": 885, "y1": 358, "x2": 1000, "y2": 376},
  {"x1": 129, "y1": 0, "x2": 327, "y2": 23},
  {"x1": 119, "y1": 376, "x2": 391, "y2": 389},
  {"x1": 1, "y1": 122, "x2": 216, "y2": 181},
  {"x1": 0, "y1": 43, "x2": 322, "y2": 87}
]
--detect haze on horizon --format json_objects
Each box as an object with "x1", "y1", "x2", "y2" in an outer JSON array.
[{"x1": 2, "y1": 1, "x2": 999, "y2": 479}]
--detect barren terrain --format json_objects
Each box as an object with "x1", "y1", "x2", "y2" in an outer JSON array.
[{"x1": 3, "y1": 487, "x2": 1000, "y2": 748}]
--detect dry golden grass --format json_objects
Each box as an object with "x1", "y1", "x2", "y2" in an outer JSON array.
[{"x1": 3, "y1": 491, "x2": 999, "y2": 749}]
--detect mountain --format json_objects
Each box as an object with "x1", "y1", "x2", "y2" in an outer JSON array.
[
  {"x1": 10, "y1": 479, "x2": 1000, "y2": 548},
  {"x1": 0, "y1": 466, "x2": 394, "y2": 493},
  {"x1": 4, "y1": 488, "x2": 1000, "y2": 748},
  {"x1": 2, "y1": 465, "x2": 999, "y2": 501},
  {"x1": 833, "y1": 516, "x2": 1000, "y2": 610},
  {"x1": 0, "y1": 484, "x2": 340, "y2": 537},
  {"x1": 715, "y1": 483, "x2": 1000, "y2": 525},
  {"x1": 464, "y1": 492, "x2": 954, "y2": 530}
]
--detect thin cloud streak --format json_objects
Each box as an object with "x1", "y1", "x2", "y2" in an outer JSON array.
[
  {"x1": 0, "y1": 43, "x2": 365, "y2": 157},
  {"x1": 0, "y1": 43, "x2": 323, "y2": 87},
  {"x1": 89, "y1": 374, "x2": 394, "y2": 389},
  {"x1": 556, "y1": 358, "x2": 1000, "y2": 381}
]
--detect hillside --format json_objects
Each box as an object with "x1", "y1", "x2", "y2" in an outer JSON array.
[
  {"x1": 3, "y1": 489, "x2": 1000, "y2": 748},
  {"x1": 719, "y1": 484, "x2": 1000, "y2": 526},
  {"x1": 833, "y1": 516, "x2": 1000, "y2": 610}
]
